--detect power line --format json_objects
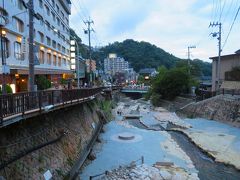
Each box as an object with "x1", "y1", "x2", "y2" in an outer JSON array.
[
  {"x1": 219, "y1": 0, "x2": 227, "y2": 21},
  {"x1": 222, "y1": 5, "x2": 240, "y2": 49},
  {"x1": 76, "y1": 0, "x2": 90, "y2": 20},
  {"x1": 222, "y1": 0, "x2": 235, "y2": 23}
]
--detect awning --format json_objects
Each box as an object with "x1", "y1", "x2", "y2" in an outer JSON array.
[{"x1": 220, "y1": 81, "x2": 240, "y2": 90}]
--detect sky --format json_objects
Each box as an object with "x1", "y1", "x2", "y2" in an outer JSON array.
[{"x1": 70, "y1": 0, "x2": 240, "y2": 62}]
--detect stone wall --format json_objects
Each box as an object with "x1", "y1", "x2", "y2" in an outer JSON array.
[
  {"x1": 0, "y1": 98, "x2": 104, "y2": 179},
  {"x1": 180, "y1": 95, "x2": 240, "y2": 127}
]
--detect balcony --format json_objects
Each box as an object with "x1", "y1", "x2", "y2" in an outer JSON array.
[{"x1": 59, "y1": 0, "x2": 71, "y2": 15}]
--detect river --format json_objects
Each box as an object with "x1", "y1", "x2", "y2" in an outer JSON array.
[{"x1": 78, "y1": 97, "x2": 240, "y2": 180}]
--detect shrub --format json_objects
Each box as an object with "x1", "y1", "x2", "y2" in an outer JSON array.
[
  {"x1": 0, "y1": 84, "x2": 13, "y2": 94},
  {"x1": 36, "y1": 75, "x2": 51, "y2": 90}
]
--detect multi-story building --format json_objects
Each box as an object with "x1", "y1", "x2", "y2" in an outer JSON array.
[
  {"x1": 0, "y1": 0, "x2": 72, "y2": 92},
  {"x1": 104, "y1": 53, "x2": 129, "y2": 76}
]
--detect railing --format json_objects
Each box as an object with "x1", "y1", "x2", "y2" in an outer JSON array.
[
  {"x1": 0, "y1": 87, "x2": 105, "y2": 125},
  {"x1": 121, "y1": 86, "x2": 150, "y2": 92}
]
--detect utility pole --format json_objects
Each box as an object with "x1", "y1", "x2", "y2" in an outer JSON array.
[
  {"x1": 84, "y1": 18, "x2": 94, "y2": 85},
  {"x1": 209, "y1": 22, "x2": 222, "y2": 91},
  {"x1": 28, "y1": 0, "x2": 35, "y2": 92},
  {"x1": 187, "y1": 45, "x2": 196, "y2": 75}
]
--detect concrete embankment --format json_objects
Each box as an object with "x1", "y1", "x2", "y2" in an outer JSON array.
[
  {"x1": 0, "y1": 95, "x2": 111, "y2": 179},
  {"x1": 180, "y1": 95, "x2": 240, "y2": 127}
]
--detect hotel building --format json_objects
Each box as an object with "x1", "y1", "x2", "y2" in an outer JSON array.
[{"x1": 0, "y1": 0, "x2": 72, "y2": 92}]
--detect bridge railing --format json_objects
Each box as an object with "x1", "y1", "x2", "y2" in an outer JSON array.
[
  {"x1": 0, "y1": 87, "x2": 105, "y2": 125},
  {"x1": 121, "y1": 86, "x2": 150, "y2": 91}
]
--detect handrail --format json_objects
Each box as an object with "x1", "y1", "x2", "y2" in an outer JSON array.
[
  {"x1": 0, "y1": 86, "x2": 122, "y2": 125},
  {"x1": 0, "y1": 87, "x2": 106, "y2": 125}
]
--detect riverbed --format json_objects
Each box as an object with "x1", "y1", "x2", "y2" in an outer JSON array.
[{"x1": 79, "y1": 98, "x2": 240, "y2": 180}]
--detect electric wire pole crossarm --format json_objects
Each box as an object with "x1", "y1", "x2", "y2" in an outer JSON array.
[{"x1": 209, "y1": 22, "x2": 222, "y2": 91}]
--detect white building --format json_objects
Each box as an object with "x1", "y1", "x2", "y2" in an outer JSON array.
[
  {"x1": 0, "y1": 0, "x2": 72, "y2": 92},
  {"x1": 104, "y1": 53, "x2": 129, "y2": 76}
]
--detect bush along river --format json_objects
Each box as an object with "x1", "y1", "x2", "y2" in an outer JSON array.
[{"x1": 78, "y1": 97, "x2": 240, "y2": 180}]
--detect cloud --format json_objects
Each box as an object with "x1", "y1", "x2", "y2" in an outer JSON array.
[{"x1": 70, "y1": 0, "x2": 240, "y2": 61}]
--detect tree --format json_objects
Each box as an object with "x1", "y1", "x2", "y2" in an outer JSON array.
[
  {"x1": 0, "y1": 85, "x2": 13, "y2": 94},
  {"x1": 36, "y1": 75, "x2": 51, "y2": 90},
  {"x1": 151, "y1": 66, "x2": 191, "y2": 101}
]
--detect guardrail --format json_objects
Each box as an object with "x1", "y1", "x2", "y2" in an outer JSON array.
[{"x1": 0, "y1": 87, "x2": 105, "y2": 125}]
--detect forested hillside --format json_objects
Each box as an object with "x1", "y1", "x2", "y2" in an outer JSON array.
[{"x1": 73, "y1": 35, "x2": 212, "y2": 76}]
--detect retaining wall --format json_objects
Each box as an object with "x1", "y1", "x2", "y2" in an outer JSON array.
[
  {"x1": 180, "y1": 95, "x2": 240, "y2": 127},
  {"x1": 0, "y1": 98, "x2": 105, "y2": 179}
]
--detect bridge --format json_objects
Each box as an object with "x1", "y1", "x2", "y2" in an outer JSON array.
[
  {"x1": 0, "y1": 86, "x2": 121, "y2": 128},
  {"x1": 120, "y1": 86, "x2": 149, "y2": 94}
]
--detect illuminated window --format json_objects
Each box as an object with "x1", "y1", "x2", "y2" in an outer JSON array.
[
  {"x1": 14, "y1": 41, "x2": 23, "y2": 60},
  {"x1": 39, "y1": 50, "x2": 44, "y2": 64},
  {"x1": 58, "y1": 57, "x2": 61, "y2": 66},
  {"x1": 53, "y1": 55, "x2": 57, "y2": 66},
  {"x1": 47, "y1": 53, "x2": 51, "y2": 65}
]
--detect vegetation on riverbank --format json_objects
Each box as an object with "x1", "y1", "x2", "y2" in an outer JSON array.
[{"x1": 146, "y1": 65, "x2": 197, "y2": 106}]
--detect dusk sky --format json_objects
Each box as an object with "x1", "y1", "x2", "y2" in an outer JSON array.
[{"x1": 70, "y1": 0, "x2": 240, "y2": 62}]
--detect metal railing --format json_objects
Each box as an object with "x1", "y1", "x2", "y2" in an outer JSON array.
[{"x1": 0, "y1": 87, "x2": 105, "y2": 125}]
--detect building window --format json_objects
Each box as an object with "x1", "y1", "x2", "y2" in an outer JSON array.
[
  {"x1": 39, "y1": 0, "x2": 43, "y2": 8},
  {"x1": 13, "y1": 17, "x2": 24, "y2": 33},
  {"x1": 46, "y1": 36, "x2": 51, "y2": 46},
  {"x1": 51, "y1": 12, "x2": 55, "y2": 22},
  {"x1": 47, "y1": 53, "x2": 51, "y2": 65},
  {"x1": 39, "y1": 50, "x2": 44, "y2": 64},
  {"x1": 45, "y1": 21, "x2": 50, "y2": 31},
  {"x1": 61, "y1": 23, "x2": 65, "y2": 31},
  {"x1": 57, "y1": 43, "x2": 61, "y2": 51},
  {"x1": 65, "y1": 17, "x2": 69, "y2": 24},
  {"x1": 62, "y1": 46, "x2": 65, "y2": 53},
  {"x1": 58, "y1": 57, "x2": 61, "y2": 66},
  {"x1": 45, "y1": 5, "x2": 50, "y2": 16},
  {"x1": 63, "y1": 58, "x2": 66, "y2": 65},
  {"x1": 38, "y1": 31, "x2": 44, "y2": 43},
  {"x1": 62, "y1": 35, "x2": 65, "y2": 41},
  {"x1": 56, "y1": 5, "x2": 59, "y2": 13},
  {"x1": 0, "y1": 38, "x2": 10, "y2": 58},
  {"x1": 14, "y1": 41, "x2": 22, "y2": 60},
  {"x1": 52, "y1": 40, "x2": 56, "y2": 48},
  {"x1": 53, "y1": 55, "x2": 57, "y2": 66},
  {"x1": 61, "y1": 11, "x2": 64, "y2": 19},
  {"x1": 57, "y1": 17, "x2": 60, "y2": 26}
]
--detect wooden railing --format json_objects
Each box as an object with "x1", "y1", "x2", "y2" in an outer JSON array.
[{"x1": 0, "y1": 87, "x2": 105, "y2": 125}]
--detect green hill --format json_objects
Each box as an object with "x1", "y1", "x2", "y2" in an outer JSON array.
[{"x1": 74, "y1": 37, "x2": 212, "y2": 77}]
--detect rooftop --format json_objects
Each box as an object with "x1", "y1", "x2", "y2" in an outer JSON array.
[{"x1": 210, "y1": 49, "x2": 240, "y2": 60}]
